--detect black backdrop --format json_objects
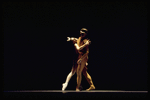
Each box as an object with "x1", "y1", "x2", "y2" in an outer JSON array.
[{"x1": 3, "y1": 2, "x2": 147, "y2": 91}]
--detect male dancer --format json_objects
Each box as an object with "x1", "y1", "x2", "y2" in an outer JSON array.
[{"x1": 62, "y1": 28, "x2": 95, "y2": 91}]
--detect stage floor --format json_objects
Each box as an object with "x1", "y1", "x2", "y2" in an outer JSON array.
[
  {"x1": 4, "y1": 90, "x2": 148, "y2": 98},
  {"x1": 5, "y1": 90, "x2": 148, "y2": 93}
]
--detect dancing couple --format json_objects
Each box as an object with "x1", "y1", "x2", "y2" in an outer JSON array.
[{"x1": 62, "y1": 28, "x2": 95, "y2": 91}]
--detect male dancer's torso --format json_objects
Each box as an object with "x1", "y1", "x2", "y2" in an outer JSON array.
[
  {"x1": 77, "y1": 37, "x2": 89, "y2": 58},
  {"x1": 72, "y1": 37, "x2": 89, "y2": 65}
]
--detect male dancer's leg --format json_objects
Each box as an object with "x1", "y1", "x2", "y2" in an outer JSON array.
[
  {"x1": 62, "y1": 67, "x2": 76, "y2": 91},
  {"x1": 76, "y1": 58, "x2": 87, "y2": 91},
  {"x1": 82, "y1": 67, "x2": 95, "y2": 91}
]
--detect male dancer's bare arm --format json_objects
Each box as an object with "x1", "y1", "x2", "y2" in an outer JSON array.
[
  {"x1": 74, "y1": 39, "x2": 91, "y2": 51},
  {"x1": 74, "y1": 40, "x2": 90, "y2": 51}
]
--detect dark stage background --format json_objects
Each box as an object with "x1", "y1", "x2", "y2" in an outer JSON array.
[{"x1": 3, "y1": 2, "x2": 148, "y2": 91}]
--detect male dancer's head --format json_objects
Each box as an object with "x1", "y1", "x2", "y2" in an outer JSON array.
[{"x1": 80, "y1": 28, "x2": 88, "y2": 39}]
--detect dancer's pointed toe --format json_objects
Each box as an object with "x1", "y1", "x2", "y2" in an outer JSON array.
[{"x1": 62, "y1": 83, "x2": 68, "y2": 91}]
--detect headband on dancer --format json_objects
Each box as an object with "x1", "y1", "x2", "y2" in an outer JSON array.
[{"x1": 80, "y1": 28, "x2": 88, "y2": 34}]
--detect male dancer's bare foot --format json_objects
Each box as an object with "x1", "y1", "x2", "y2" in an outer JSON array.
[
  {"x1": 86, "y1": 85, "x2": 95, "y2": 91},
  {"x1": 76, "y1": 88, "x2": 80, "y2": 91},
  {"x1": 62, "y1": 83, "x2": 68, "y2": 91}
]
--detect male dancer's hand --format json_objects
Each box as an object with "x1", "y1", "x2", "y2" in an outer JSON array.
[
  {"x1": 85, "y1": 40, "x2": 91, "y2": 45},
  {"x1": 86, "y1": 62, "x2": 88, "y2": 66}
]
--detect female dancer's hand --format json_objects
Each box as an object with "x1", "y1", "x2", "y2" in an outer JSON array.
[
  {"x1": 77, "y1": 59, "x2": 82, "y2": 64},
  {"x1": 67, "y1": 37, "x2": 71, "y2": 41}
]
